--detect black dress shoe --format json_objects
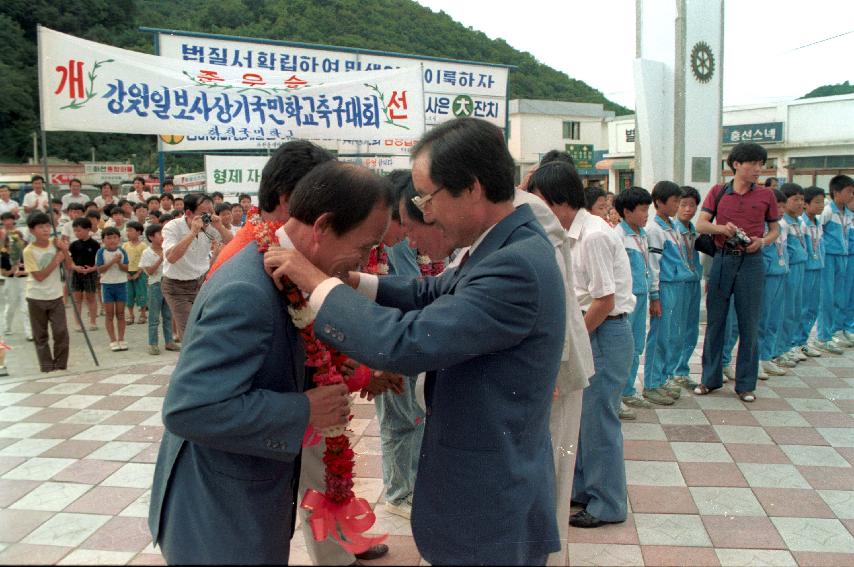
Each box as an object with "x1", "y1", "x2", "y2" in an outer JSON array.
[
  {"x1": 354, "y1": 543, "x2": 389, "y2": 561},
  {"x1": 570, "y1": 499, "x2": 587, "y2": 508},
  {"x1": 569, "y1": 509, "x2": 623, "y2": 529}
]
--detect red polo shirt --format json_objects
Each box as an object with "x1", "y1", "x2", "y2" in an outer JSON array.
[{"x1": 702, "y1": 183, "x2": 780, "y2": 249}]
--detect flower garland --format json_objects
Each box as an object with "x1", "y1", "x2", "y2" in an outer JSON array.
[
  {"x1": 254, "y1": 222, "x2": 384, "y2": 554},
  {"x1": 365, "y1": 242, "x2": 389, "y2": 275},
  {"x1": 416, "y1": 252, "x2": 445, "y2": 277}
]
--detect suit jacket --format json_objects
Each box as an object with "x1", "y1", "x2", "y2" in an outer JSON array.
[
  {"x1": 314, "y1": 205, "x2": 565, "y2": 565},
  {"x1": 148, "y1": 243, "x2": 310, "y2": 565}
]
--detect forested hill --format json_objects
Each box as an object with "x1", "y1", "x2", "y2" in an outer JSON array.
[{"x1": 1, "y1": 0, "x2": 630, "y2": 167}]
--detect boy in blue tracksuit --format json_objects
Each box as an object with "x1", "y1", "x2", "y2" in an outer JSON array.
[
  {"x1": 816, "y1": 175, "x2": 854, "y2": 352},
  {"x1": 778, "y1": 184, "x2": 809, "y2": 364},
  {"x1": 614, "y1": 187, "x2": 654, "y2": 418},
  {"x1": 644, "y1": 181, "x2": 692, "y2": 405},
  {"x1": 758, "y1": 190, "x2": 790, "y2": 379},
  {"x1": 673, "y1": 186, "x2": 702, "y2": 389},
  {"x1": 845, "y1": 185, "x2": 854, "y2": 342},
  {"x1": 798, "y1": 186, "x2": 826, "y2": 356}
]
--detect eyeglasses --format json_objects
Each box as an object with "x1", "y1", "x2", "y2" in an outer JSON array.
[{"x1": 411, "y1": 186, "x2": 446, "y2": 212}]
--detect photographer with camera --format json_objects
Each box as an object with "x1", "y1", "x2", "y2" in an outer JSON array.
[
  {"x1": 693, "y1": 142, "x2": 780, "y2": 403},
  {"x1": 161, "y1": 193, "x2": 233, "y2": 339}
]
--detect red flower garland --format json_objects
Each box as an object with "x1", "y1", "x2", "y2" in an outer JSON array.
[{"x1": 255, "y1": 221, "x2": 384, "y2": 553}]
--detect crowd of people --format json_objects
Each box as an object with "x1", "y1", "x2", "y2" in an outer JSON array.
[
  {"x1": 4, "y1": 127, "x2": 854, "y2": 565},
  {"x1": 0, "y1": 175, "x2": 257, "y2": 372}
]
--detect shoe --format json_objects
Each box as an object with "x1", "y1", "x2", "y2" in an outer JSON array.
[
  {"x1": 126, "y1": 317, "x2": 134, "y2": 325},
  {"x1": 569, "y1": 509, "x2": 623, "y2": 528},
  {"x1": 789, "y1": 347, "x2": 807, "y2": 361},
  {"x1": 662, "y1": 379, "x2": 682, "y2": 399},
  {"x1": 801, "y1": 343, "x2": 822, "y2": 357},
  {"x1": 833, "y1": 331, "x2": 853, "y2": 347},
  {"x1": 762, "y1": 360, "x2": 787, "y2": 375},
  {"x1": 138, "y1": 314, "x2": 147, "y2": 324},
  {"x1": 88, "y1": 325, "x2": 98, "y2": 331},
  {"x1": 118, "y1": 341, "x2": 128, "y2": 351},
  {"x1": 164, "y1": 342, "x2": 181, "y2": 352},
  {"x1": 737, "y1": 391, "x2": 756, "y2": 403},
  {"x1": 845, "y1": 330, "x2": 854, "y2": 343},
  {"x1": 354, "y1": 544, "x2": 389, "y2": 561},
  {"x1": 622, "y1": 395, "x2": 653, "y2": 409},
  {"x1": 619, "y1": 403, "x2": 636, "y2": 420},
  {"x1": 673, "y1": 375, "x2": 699, "y2": 389},
  {"x1": 385, "y1": 500, "x2": 411, "y2": 520},
  {"x1": 774, "y1": 356, "x2": 796, "y2": 368},
  {"x1": 26, "y1": 335, "x2": 33, "y2": 341},
  {"x1": 723, "y1": 366, "x2": 735, "y2": 382},
  {"x1": 570, "y1": 499, "x2": 587, "y2": 508},
  {"x1": 147, "y1": 345, "x2": 161, "y2": 355},
  {"x1": 694, "y1": 383, "x2": 720, "y2": 396},
  {"x1": 758, "y1": 366, "x2": 769, "y2": 380},
  {"x1": 642, "y1": 388, "x2": 675, "y2": 406},
  {"x1": 110, "y1": 341, "x2": 120, "y2": 351},
  {"x1": 815, "y1": 340, "x2": 844, "y2": 355},
  {"x1": 0, "y1": 366, "x2": 8, "y2": 377}
]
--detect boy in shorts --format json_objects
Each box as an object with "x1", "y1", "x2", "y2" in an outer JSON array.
[
  {"x1": 96, "y1": 227, "x2": 129, "y2": 351},
  {"x1": 68, "y1": 217, "x2": 100, "y2": 331}
]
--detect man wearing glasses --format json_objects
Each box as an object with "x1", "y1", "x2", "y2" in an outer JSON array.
[{"x1": 265, "y1": 117, "x2": 566, "y2": 565}]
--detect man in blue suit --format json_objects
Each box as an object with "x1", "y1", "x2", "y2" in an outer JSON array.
[
  {"x1": 265, "y1": 118, "x2": 566, "y2": 565},
  {"x1": 148, "y1": 155, "x2": 394, "y2": 563}
]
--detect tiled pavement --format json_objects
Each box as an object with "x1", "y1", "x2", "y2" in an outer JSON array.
[{"x1": 0, "y1": 342, "x2": 853, "y2": 565}]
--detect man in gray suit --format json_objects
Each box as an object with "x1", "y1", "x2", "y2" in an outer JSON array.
[
  {"x1": 265, "y1": 117, "x2": 566, "y2": 565},
  {"x1": 148, "y1": 159, "x2": 392, "y2": 564}
]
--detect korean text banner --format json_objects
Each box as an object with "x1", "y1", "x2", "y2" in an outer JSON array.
[{"x1": 38, "y1": 26, "x2": 425, "y2": 141}]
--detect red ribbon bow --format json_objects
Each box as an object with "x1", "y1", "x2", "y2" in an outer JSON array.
[{"x1": 301, "y1": 489, "x2": 388, "y2": 554}]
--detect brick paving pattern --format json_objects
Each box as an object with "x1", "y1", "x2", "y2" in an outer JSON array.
[{"x1": 0, "y1": 330, "x2": 853, "y2": 565}]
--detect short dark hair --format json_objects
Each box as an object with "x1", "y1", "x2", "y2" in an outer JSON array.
[
  {"x1": 651, "y1": 181, "x2": 683, "y2": 206},
  {"x1": 117, "y1": 199, "x2": 130, "y2": 208},
  {"x1": 614, "y1": 186, "x2": 652, "y2": 217},
  {"x1": 829, "y1": 174, "x2": 854, "y2": 197},
  {"x1": 27, "y1": 212, "x2": 51, "y2": 229},
  {"x1": 0, "y1": 185, "x2": 9, "y2": 191},
  {"x1": 69, "y1": 178, "x2": 82, "y2": 187},
  {"x1": 214, "y1": 203, "x2": 232, "y2": 215},
  {"x1": 183, "y1": 193, "x2": 211, "y2": 213},
  {"x1": 238, "y1": 193, "x2": 251, "y2": 202},
  {"x1": 386, "y1": 169, "x2": 412, "y2": 222},
  {"x1": 781, "y1": 183, "x2": 805, "y2": 199},
  {"x1": 126, "y1": 221, "x2": 144, "y2": 233},
  {"x1": 162, "y1": 179, "x2": 174, "y2": 187},
  {"x1": 773, "y1": 189, "x2": 787, "y2": 204},
  {"x1": 86, "y1": 210, "x2": 100, "y2": 221},
  {"x1": 804, "y1": 186, "x2": 825, "y2": 204},
  {"x1": 110, "y1": 206, "x2": 125, "y2": 216},
  {"x1": 158, "y1": 213, "x2": 173, "y2": 223},
  {"x1": 148, "y1": 210, "x2": 162, "y2": 220},
  {"x1": 0, "y1": 212, "x2": 16, "y2": 221},
  {"x1": 539, "y1": 150, "x2": 576, "y2": 168},
  {"x1": 145, "y1": 223, "x2": 162, "y2": 243},
  {"x1": 211, "y1": 191, "x2": 224, "y2": 200},
  {"x1": 51, "y1": 198, "x2": 62, "y2": 206},
  {"x1": 174, "y1": 197, "x2": 184, "y2": 203},
  {"x1": 289, "y1": 161, "x2": 392, "y2": 235},
  {"x1": 101, "y1": 226, "x2": 121, "y2": 238},
  {"x1": 680, "y1": 186, "x2": 701, "y2": 205},
  {"x1": 66, "y1": 202, "x2": 85, "y2": 212},
  {"x1": 526, "y1": 161, "x2": 585, "y2": 209},
  {"x1": 727, "y1": 142, "x2": 767, "y2": 171},
  {"x1": 72, "y1": 217, "x2": 92, "y2": 230},
  {"x1": 412, "y1": 117, "x2": 515, "y2": 203},
  {"x1": 84, "y1": 201, "x2": 97, "y2": 209},
  {"x1": 146, "y1": 196, "x2": 160, "y2": 204},
  {"x1": 31, "y1": 175, "x2": 45, "y2": 183},
  {"x1": 764, "y1": 178, "x2": 778, "y2": 187},
  {"x1": 259, "y1": 140, "x2": 334, "y2": 213},
  {"x1": 100, "y1": 181, "x2": 113, "y2": 190},
  {"x1": 583, "y1": 186, "x2": 606, "y2": 211},
  {"x1": 133, "y1": 202, "x2": 147, "y2": 211},
  {"x1": 160, "y1": 193, "x2": 174, "y2": 202},
  {"x1": 133, "y1": 176, "x2": 146, "y2": 185}
]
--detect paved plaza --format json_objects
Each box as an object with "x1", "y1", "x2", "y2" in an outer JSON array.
[{"x1": 0, "y1": 315, "x2": 854, "y2": 565}]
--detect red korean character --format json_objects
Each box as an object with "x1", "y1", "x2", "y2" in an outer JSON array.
[
  {"x1": 283, "y1": 75, "x2": 308, "y2": 89},
  {"x1": 197, "y1": 70, "x2": 224, "y2": 83},
  {"x1": 242, "y1": 73, "x2": 266, "y2": 86},
  {"x1": 388, "y1": 90, "x2": 408, "y2": 119},
  {"x1": 54, "y1": 60, "x2": 85, "y2": 99}
]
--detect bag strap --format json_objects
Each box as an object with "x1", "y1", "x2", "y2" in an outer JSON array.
[{"x1": 708, "y1": 182, "x2": 730, "y2": 222}]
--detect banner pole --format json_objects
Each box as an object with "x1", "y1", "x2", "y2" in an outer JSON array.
[{"x1": 37, "y1": 24, "x2": 99, "y2": 368}]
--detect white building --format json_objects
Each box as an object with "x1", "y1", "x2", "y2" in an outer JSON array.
[{"x1": 508, "y1": 93, "x2": 854, "y2": 192}]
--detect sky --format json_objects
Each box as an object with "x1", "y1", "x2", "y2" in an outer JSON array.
[{"x1": 415, "y1": 0, "x2": 854, "y2": 110}]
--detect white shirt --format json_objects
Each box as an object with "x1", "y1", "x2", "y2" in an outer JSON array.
[
  {"x1": 0, "y1": 199, "x2": 19, "y2": 216},
  {"x1": 138, "y1": 247, "x2": 164, "y2": 285},
  {"x1": 23, "y1": 191, "x2": 49, "y2": 212},
  {"x1": 61, "y1": 193, "x2": 88, "y2": 209},
  {"x1": 566, "y1": 208, "x2": 636, "y2": 316},
  {"x1": 93, "y1": 195, "x2": 116, "y2": 210},
  {"x1": 126, "y1": 191, "x2": 152, "y2": 204},
  {"x1": 162, "y1": 217, "x2": 219, "y2": 280}
]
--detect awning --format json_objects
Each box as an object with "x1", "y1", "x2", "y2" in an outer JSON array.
[{"x1": 595, "y1": 158, "x2": 636, "y2": 170}]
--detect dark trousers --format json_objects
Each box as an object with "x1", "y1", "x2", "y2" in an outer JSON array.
[
  {"x1": 27, "y1": 297, "x2": 69, "y2": 372},
  {"x1": 161, "y1": 276, "x2": 203, "y2": 339},
  {"x1": 701, "y1": 251, "x2": 765, "y2": 393}
]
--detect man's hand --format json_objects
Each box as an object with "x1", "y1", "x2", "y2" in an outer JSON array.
[
  {"x1": 190, "y1": 216, "x2": 205, "y2": 236},
  {"x1": 263, "y1": 247, "x2": 328, "y2": 293},
  {"x1": 360, "y1": 370, "x2": 405, "y2": 401},
  {"x1": 54, "y1": 238, "x2": 69, "y2": 253},
  {"x1": 305, "y1": 383, "x2": 350, "y2": 430},
  {"x1": 718, "y1": 222, "x2": 738, "y2": 238},
  {"x1": 649, "y1": 299, "x2": 662, "y2": 318},
  {"x1": 210, "y1": 214, "x2": 223, "y2": 229},
  {"x1": 745, "y1": 236, "x2": 764, "y2": 254},
  {"x1": 340, "y1": 358, "x2": 360, "y2": 377},
  {"x1": 72, "y1": 265, "x2": 85, "y2": 274}
]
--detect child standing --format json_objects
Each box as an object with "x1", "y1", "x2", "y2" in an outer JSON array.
[
  {"x1": 138, "y1": 224, "x2": 179, "y2": 355},
  {"x1": 779, "y1": 184, "x2": 809, "y2": 364},
  {"x1": 614, "y1": 187, "x2": 654, "y2": 419},
  {"x1": 1, "y1": 212, "x2": 32, "y2": 339},
  {"x1": 673, "y1": 187, "x2": 703, "y2": 388},
  {"x1": 96, "y1": 227, "x2": 129, "y2": 351},
  {"x1": 122, "y1": 222, "x2": 148, "y2": 325},
  {"x1": 23, "y1": 212, "x2": 70, "y2": 372},
  {"x1": 798, "y1": 186, "x2": 826, "y2": 356},
  {"x1": 758, "y1": 190, "x2": 790, "y2": 378},
  {"x1": 816, "y1": 175, "x2": 854, "y2": 352},
  {"x1": 68, "y1": 217, "x2": 100, "y2": 331},
  {"x1": 643, "y1": 181, "x2": 687, "y2": 405}
]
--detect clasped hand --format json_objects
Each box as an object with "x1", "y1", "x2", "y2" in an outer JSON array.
[{"x1": 263, "y1": 247, "x2": 329, "y2": 293}]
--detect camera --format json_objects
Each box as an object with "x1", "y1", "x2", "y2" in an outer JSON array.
[
  {"x1": 200, "y1": 213, "x2": 212, "y2": 225},
  {"x1": 725, "y1": 228, "x2": 752, "y2": 248}
]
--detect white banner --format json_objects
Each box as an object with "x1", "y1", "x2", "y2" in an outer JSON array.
[
  {"x1": 38, "y1": 26, "x2": 425, "y2": 142},
  {"x1": 155, "y1": 31, "x2": 508, "y2": 153}
]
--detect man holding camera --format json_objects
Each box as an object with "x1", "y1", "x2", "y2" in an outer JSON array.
[
  {"x1": 694, "y1": 142, "x2": 780, "y2": 402},
  {"x1": 161, "y1": 193, "x2": 233, "y2": 338}
]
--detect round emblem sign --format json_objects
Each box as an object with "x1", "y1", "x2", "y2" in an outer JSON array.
[
  {"x1": 690, "y1": 41, "x2": 715, "y2": 84},
  {"x1": 452, "y1": 95, "x2": 474, "y2": 117}
]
